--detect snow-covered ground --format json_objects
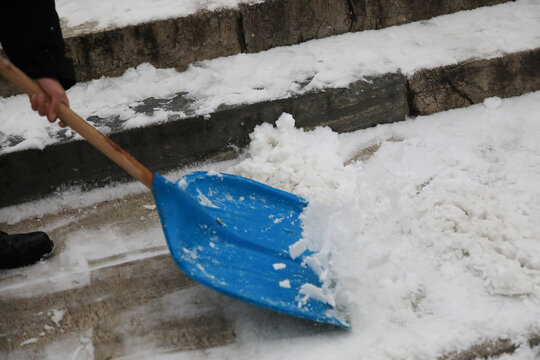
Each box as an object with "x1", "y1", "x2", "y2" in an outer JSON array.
[
  {"x1": 1, "y1": 0, "x2": 539, "y2": 154},
  {"x1": 2, "y1": 0, "x2": 540, "y2": 358},
  {"x1": 56, "y1": 0, "x2": 264, "y2": 31},
  {"x1": 2, "y1": 92, "x2": 540, "y2": 359}
]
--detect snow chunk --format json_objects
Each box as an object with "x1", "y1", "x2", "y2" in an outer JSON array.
[
  {"x1": 279, "y1": 280, "x2": 291, "y2": 288},
  {"x1": 483, "y1": 96, "x2": 503, "y2": 109},
  {"x1": 206, "y1": 170, "x2": 222, "y2": 177},
  {"x1": 49, "y1": 309, "x2": 66, "y2": 327},
  {"x1": 196, "y1": 189, "x2": 219, "y2": 208},
  {"x1": 20, "y1": 338, "x2": 38, "y2": 346},
  {"x1": 299, "y1": 283, "x2": 336, "y2": 307},
  {"x1": 288, "y1": 239, "x2": 308, "y2": 259},
  {"x1": 485, "y1": 262, "x2": 534, "y2": 296},
  {"x1": 177, "y1": 178, "x2": 188, "y2": 190}
]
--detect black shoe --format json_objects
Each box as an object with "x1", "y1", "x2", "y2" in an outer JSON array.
[{"x1": 0, "y1": 231, "x2": 55, "y2": 269}]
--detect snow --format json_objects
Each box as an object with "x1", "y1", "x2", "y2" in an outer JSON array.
[
  {"x1": 19, "y1": 338, "x2": 38, "y2": 347},
  {"x1": 2, "y1": 91, "x2": 540, "y2": 359},
  {"x1": 217, "y1": 91, "x2": 540, "y2": 359},
  {"x1": 494, "y1": 344, "x2": 540, "y2": 360},
  {"x1": 484, "y1": 96, "x2": 504, "y2": 110},
  {"x1": 56, "y1": 0, "x2": 264, "y2": 32},
  {"x1": 279, "y1": 280, "x2": 291, "y2": 289},
  {"x1": 49, "y1": 309, "x2": 66, "y2": 327},
  {"x1": 196, "y1": 189, "x2": 219, "y2": 208},
  {"x1": 2, "y1": 0, "x2": 540, "y2": 154},
  {"x1": 1, "y1": 0, "x2": 540, "y2": 357}
]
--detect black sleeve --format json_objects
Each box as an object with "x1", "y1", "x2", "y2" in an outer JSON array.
[{"x1": 0, "y1": 0, "x2": 76, "y2": 89}]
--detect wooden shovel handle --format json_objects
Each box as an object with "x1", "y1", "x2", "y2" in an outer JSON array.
[{"x1": 0, "y1": 56, "x2": 154, "y2": 189}]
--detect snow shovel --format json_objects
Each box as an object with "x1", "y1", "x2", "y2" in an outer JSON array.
[{"x1": 0, "y1": 57, "x2": 349, "y2": 329}]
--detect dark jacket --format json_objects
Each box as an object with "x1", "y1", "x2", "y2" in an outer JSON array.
[{"x1": 0, "y1": 0, "x2": 76, "y2": 89}]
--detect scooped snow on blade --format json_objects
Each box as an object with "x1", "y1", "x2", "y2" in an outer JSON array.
[{"x1": 152, "y1": 171, "x2": 350, "y2": 328}]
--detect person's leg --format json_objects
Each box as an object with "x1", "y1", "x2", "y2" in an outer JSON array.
[{"x1": 0, "y1": 231, "x2": 54, "y2": 269}]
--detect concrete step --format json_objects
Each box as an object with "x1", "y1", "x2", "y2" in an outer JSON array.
[
  {"x1": 0, "y1": 192, "x2": 233, "y2": 359},
  {"x1": 1, "y1": 49, "x2": 538, "y2": 206},
  {"x1": 1, "y1": 1, "x2": 539, "y2": 207},
  {"x1": 0, "y1": 0, "x2": 511, "y2": 97},
  {"x1": 1, "y1": 174, "x2": 539, "y2": 359}
]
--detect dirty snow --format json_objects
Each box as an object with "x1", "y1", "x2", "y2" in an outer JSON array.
[
  {"x1": 19, "y1": 338, "x2": 38, "y2": 347},
  {"x1": 2, "y1": 0, "x2": 540, "y2": 154},
  {"x1": 2, "y1": 91, "x2": 540, "y2": 359},
  {"x1": 49, "y1": 309, "x2": 66, "y2": 327}
]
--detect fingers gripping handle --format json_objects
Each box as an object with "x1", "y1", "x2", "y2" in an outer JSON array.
[{"x1": 0, "y1": 56, "x2": 154, "y2": 189}]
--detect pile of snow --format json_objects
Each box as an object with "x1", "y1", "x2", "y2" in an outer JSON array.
[
  {"x1": 221, "y1": 93, "x2": 540, "y2": 359},
  {"x1": 2, "y1": 91, "x2": 540, "y2": 359}
]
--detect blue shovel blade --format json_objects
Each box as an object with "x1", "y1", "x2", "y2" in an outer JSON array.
[{"x1": 152, "y1": 172, "x2": 349, "y2": 328}]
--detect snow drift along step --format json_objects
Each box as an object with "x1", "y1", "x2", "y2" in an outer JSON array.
[
  {"x1": 0, "y1": 0, "x2": 510, "y2": 97},
  {"x1": 1, "y1": 48, "x2": 539, "y2": 208}
]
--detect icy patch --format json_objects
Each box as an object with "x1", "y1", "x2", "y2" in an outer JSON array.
[{"x1": 273, "y1": 263, "x2": 286, "y2": 270}]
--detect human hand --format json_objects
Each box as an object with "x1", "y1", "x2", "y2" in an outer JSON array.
[{"x1": 30, "y1": 78, "x2": 70, "y2": 127}]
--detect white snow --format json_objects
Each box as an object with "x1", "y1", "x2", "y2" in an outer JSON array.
[
  {"x1": 288, "y1": 238, "x2": 308, "y2": 259},
  {"x1": 279, "y1": 280, "x2": 291, "y2": 289},
  {"x1": 223, "y1": 91, "x2": 540, "y2": 359},
  {"x1": 2, "y1": 91, "x2": 539, "y2": 359},
  {"x1": 273, "y1": 263, "x2": 286, "y2": 270},
  {"x1": 483, "y1": 96, "x2": 504, "y2": 110},
  {"x1": 494, "y1": 343, "x2": 540, "y2": 360},
  {"x1": 19, "y1": 338, "x2": 38, "y2": 346},
  {"x1": 49, "y1": 309, "x2": 66, "y2": 327},
  {"x1": 196, "y1": 189, "x2": 219, "y2": 208},
  {"x1": 56, "y1": 0, "x2": 264, "y2": 32},
  {"x1": 1, "y1": 0, "x2": 539, "y2": 154},
  {"x1": 1, "y1": 0, "x2": 540, "y2": 357},
  {"x1": 298, "y1": 283, "x2": 335, "y2": 307}
]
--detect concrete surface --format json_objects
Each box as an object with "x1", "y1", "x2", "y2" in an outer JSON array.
[
  {"x1": 408, "y1": 48, "x2": 540, "y2": 115},
  {"x1": 0, "y1": 188, "x2": 342, "y2": 359},
  {"x1": 0, "y1": 73, "x2": 407, "y2": 207},
  {"x1": 0, "y1": 0, "x2": 511, "y2": 97},
  {"x1": 2, "y1": 46, "x2": 540, "y2": 207},
  {"x1": 1, "y1": 143, "x2": 539, "y2": 359}
]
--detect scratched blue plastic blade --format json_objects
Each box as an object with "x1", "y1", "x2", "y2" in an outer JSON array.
[{"x1": 152, "y1": 172, "x2": 349, "y2": 328}]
